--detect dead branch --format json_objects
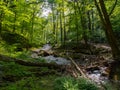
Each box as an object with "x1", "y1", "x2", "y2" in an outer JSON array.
[{"x1": 68, "y1": 56, "x2": 87, "y2": 78}]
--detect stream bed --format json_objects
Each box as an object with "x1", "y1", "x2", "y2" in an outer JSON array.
[
  {"x1": 86, "y1": 67, "x2": 108, "y2": 84},
  {"x1": 32, "y1": 54, "x2": 109, "y2": 84},
  {"x1": 31, "y1": 44, "x2": 109, "y2": 84},
  {"x1": 43, "y1": 55, "x2": 71, "y2": 65}
]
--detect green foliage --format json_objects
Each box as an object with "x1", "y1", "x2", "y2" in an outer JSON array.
[
  {"x1": 14, "y1": 51, "x2": 46, "y2": 63},
  {"x1": 103, "y1": 82, "x2": 119, "y2": 90},
  {"x1": 0, "y1": 41, "x2": 29, "y2": 57},
  {"x1": 0, "y1": 61, "x2": 31, "y2": 77},
  {"x1": 0, "y1": 0, "x2": 120, "y2": 46},
  {"x1": 89, "y1": 30, "x2": 106, "y2": 43},
  {"x1": 77, "y1": 78, "x2": 98, "y2": 90},
  {"x1": 0, "y1": 40, "x2": 46, "y2": 63},
  {"x1": 0, "y1": 31, "x2": 33, "y2": 52},
  {"x1": 54, "y1": 76, "x2": 99, "y2": 90},
  {"x1": 1, "y1": 31, "x2": 29, "y2": 45},
  {"x1": 14, "y1": 51, "x2": 31, "y2": 59},
  {"x1": 0, "y1": 60, "x2": 55, "y2": 90},
  {"x1": 0, "y1": 41, "x2": 16, "y2": 54},
  {"x1": 54, "y1": 76, "x2": 78, "y2": 90},
  {"x1": 0, "y1": 75, "x2": 57, "y2": 90}
]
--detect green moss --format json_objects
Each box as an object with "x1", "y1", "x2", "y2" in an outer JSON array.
[
  {"x1": 0, "y1": 60, "x2": 59, "y2": 90},
  {"x1": 0, "y1": 61, "x2": 32, "y2": 77},
  {"x1": 0, "y1": 76, "x2": 56, "y2": 90}
]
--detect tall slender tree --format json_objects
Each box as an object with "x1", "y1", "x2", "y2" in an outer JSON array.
[{"x1": 94, "y1": 0, "x2": 120, "y2": 80}]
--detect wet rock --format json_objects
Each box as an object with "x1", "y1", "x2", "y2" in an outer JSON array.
[
  {"x1": 43, "y1": 55, "x2": 71, "y2": 65},
  {"x1": 31, "y1": 53, "x2": 39, "y2": 58},
  {"x1": 41, "y1": 44, "x2": 52, "y2": 51},
  {"x1": 93, "y1": 70, "x2": 100, "y2": 74},
  {"x1": 87, "y1": 73, "x2": 101, "y2": 84},
  {"x1": 31, "y1": 49, "x2": 41, "y2": 54},
  {"x1": 31, "y1": 44, "x2": 54, "y2": 57},
  {"x1": 86, "y1": 66, "x2": 108, "y2": 84}
]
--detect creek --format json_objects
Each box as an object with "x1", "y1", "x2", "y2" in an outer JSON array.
[{"x1": 31, "y1": 44, "x2": 109, "y2": 84}]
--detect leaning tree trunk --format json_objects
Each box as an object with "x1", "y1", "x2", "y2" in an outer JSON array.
[
  {"x1": 59, "y1": 4, "x2": 63, "y2": 45},
  {"x1": 0, "y1": 12, "x2": 3, "y2": 35},
  {"x1": 94, "y1": 0, "x2": 120, "y2": 80},
  {"x1": 13, "y1": 11, "x2": 17, "y2": 32},
  {"x1": 62, "y1": 0, "x2": 66, "y2": 47}
]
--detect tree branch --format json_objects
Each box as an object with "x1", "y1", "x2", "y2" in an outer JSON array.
[
  {"x1": 109, "y1": 0, "x2": 118, "y2": 16},
  {"x1": 68, "y1": 56, "x2": 87, "y2": 78},
  {"x1": 94, "y1": 0, "x2": 106, "y2": 27}
]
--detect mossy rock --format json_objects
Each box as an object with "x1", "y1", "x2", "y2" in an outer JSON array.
[{"x1": 1, "y1": 31, "x2": 31, "y2": 50}]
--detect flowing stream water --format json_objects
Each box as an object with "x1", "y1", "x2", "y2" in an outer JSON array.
[
  {"x1": 31, "y1": 44, "x2": 108, "y2": 84},
  {"x1": 86, "y1": 67, "x2": 108, "y2": 84}
]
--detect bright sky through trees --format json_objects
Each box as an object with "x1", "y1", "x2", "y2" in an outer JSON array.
[{"x1": 42, "y1": 8, "x2": 51, "y2": 17}]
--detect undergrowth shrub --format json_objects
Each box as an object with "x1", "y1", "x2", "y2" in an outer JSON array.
[
  {"x1": 0, "y1": 75, "x2": 56, "y2": 90},
  {"x1": 54, "y1": 76, "x2": 99, "y2": 90},
  {"x1": 103, "y1": 82, "x2": 118, "y2": 90},
  {"x1": 1, "y1": 62, "x2": 31, "y2": 77}
]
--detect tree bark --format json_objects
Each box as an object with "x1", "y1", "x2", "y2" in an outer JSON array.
[
  {"x1": 62, "y1": 0, "x2": 66, "y2": 47},
  {"x1": 59, "y1": 4, "x2": 63, "y2": 44},
  {"x1": 94, "y1": 0, "x2": 120, "y2": 80},
  {"x1": 0, "y1": 11, "x2": 3, "y2": 35},
  {"x1": 74, "y1": 1, "x2": 79, "y2": 46},
  {"x1": 13, "y1": 11, "x2": 17, "y2": 32},
  {"x1": 99, "y1": 0, "x2": 120, "y2": 58},
  {"x1": 52, "y1": 3, "x2": 56, "y2": 34}
]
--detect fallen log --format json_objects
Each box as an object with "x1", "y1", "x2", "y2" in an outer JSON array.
[
  {"x1": 68, "y1": 56, "x2": 87, "y2": 78},
  {"x1": 0, "y1": 54, "x2": 64, "y2": 69}
]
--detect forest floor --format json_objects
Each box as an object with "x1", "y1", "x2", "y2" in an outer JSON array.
[
  {"x1": 0, "y1": 61, "x2": 60, "y2": 90},
  {"x1": 53, "y1": 43, "x2": 112, "y2": 83},
  {"x1": 0, "y1": 43, "x2": 117, "y2": 90},
  {"x1": 29, "y1": 43, "x2": 112, "y2": 84}
]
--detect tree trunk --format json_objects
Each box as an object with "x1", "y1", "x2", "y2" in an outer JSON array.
[
  {"x1": 74, "y1": 1, "x2": 79, "y2": 46},
  {"x1": 52, "y1": 3, "x2": 56, "y2": 34},
  {"x1": 94, "y1": 0, "x2": 120, "y2": 80},
  {"x1": 62, "y1": 0, "x2": 66, "y2": 47},
  {"x1": 55, "y1": 10, "x2": 59, "y2": 43},
  {"x1": 13, "y1": 11, "x2": 17, "y2": 32},
  {"x1": 30, "y1": 9, "x2": 35, "y2": 43},
  {"x1": 59, "y1": 4, "x2": 63, "y2": 44},
  {"x1": 0, "y1": 12, "x2": 3, "y2": 35},
  {"x1": 99, "y1": 0, "x2": 120, "y2": 59},
  {"x1": 0, "y1": 21, "x2": 2, "y2": 35},
  {"x1": 87, "y1": 11, "x2": 92, "y2": 31},
  {"x1": 80, "y1": 1, "x2": 93, "y2": 54}
]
